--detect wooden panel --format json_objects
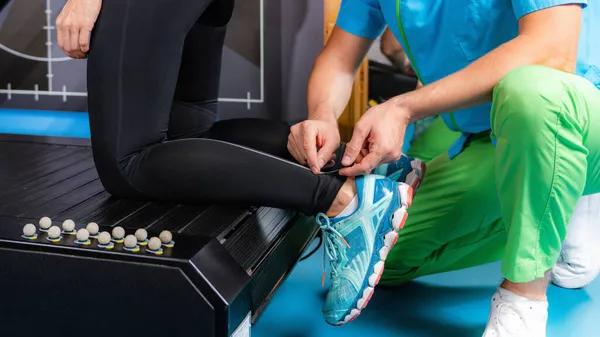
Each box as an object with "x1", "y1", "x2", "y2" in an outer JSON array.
[{"x1": 324, "y1": 0, "x2": 369, "y2": 142}]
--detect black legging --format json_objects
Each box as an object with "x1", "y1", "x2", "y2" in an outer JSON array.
[{"x1": 86, "y1": 0, "x2": 345, "y2": 215}]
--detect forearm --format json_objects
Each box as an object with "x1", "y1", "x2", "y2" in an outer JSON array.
[
  {"x1": 307, "y1": 27, "x2": 374, "y2": 123},
  {"x1": 307, "y1": 53, "x2": 357, "y2": 123},
  {"x1": 397, "y1": 34, "x2": 577, "y2": 123}
]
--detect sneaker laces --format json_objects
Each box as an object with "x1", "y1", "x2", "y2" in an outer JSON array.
[{"x1": 316, "y1": 213, "x2": 350, "y2": 286}]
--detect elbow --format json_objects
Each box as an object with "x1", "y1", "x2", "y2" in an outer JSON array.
[
  {"x1": 535, "y1": 38, "x2": 578, "y2": 74},
  {"x1": 379, "y1": 27, "x2": 403, "y2": 58},
  {"x1": 535, "y1": 53, "x2": 577, "y2": 74},
  {"x1": 379, "y1": 41, "x2": 391, "y2": 57},
  {"x1": 380, "y1": 41, "x2": 400, "y2": 59},
  {"x1": 516, "y1": 34, "x2": 578, "y2": 74},
  {"x1": 547, "y1": 54, "x2": 577, "y2": 74}
]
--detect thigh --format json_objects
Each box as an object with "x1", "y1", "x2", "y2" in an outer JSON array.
[
  {"x1": 384, "y1": 137, "x2": 504, "y2": 280},
  {"x1": 87, "y1": 0, "x2": 213, "y2": 159},
  {"x1": 581, "y1": 82, "x2": 600, "y2": 195},
  {"x1": 168, "y1": 0, "x2": 234, "y2": 140}
]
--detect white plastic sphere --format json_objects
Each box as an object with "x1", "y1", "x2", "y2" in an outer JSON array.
[
  {"x1": 23, "y1": 224, "x2": 36, "y2": 237},
  {"x1": 39, "y1": 217, "x2": 52, "y2": 229},
  {"x1": 86, "y1": 222, "x2": 99, "y2": 235},
  {"x1": 124, "y1": 235, "x2": 138, "y2": 248},
  {"x1": 135, "y1": 229, "x2": 148, "y2": 242},
  {"x1": 62, "y1": 219, "x2": 75, "y2": 232},
  {"x1": 98, "y1": 231, "x2": 111, "y2": 245},
  {"x1": 159, "y1": 230, "x2": 173, "y2": 244},
  {"x1": 76, "y1": 228, "x2": 90, "y2": 242},
  {"x1": 148, "y1": 237, "x2": 161, "y2": 251},
  {"x1": 112, "y1": 226, "x2": 125, "y2": 239},
  {"x1": 48, "y1": 226, "x2": 61, "y2": 239}
]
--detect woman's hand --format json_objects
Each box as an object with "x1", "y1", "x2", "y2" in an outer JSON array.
[
  {"x1": 56, "y1": 0, "x2": 102, "y2": 59},
  {"x1": 288, "y1": 119, "x2": 341, "y2": 174},
  {"x1": 340, "y1": 100, "x2": 411, "y2": 177}
]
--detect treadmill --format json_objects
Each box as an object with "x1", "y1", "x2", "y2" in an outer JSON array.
[{"x1": 0, "y1": 134, "x2": 319, "y2": 337}]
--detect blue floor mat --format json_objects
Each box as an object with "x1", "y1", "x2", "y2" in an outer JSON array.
[{"x1": 253, "y1": 240, "x2": 600, "y2": 337}]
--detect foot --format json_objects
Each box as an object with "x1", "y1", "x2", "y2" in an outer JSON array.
[
  {"x1": 317, "y1": 174, "x2": 413, "y2": 326},
  {"x1": 552, "y1": 193, "x2": 600, "y2": 289},
  {"x1": 482, "y1": 288, "x2": 548, "y2": 337},
  {"x1": 371, "y1": 154, "x2": 426, "y2": 191}
]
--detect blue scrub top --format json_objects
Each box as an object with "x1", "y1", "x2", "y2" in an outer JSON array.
[{"x1": 336, "y1": 0, "x2": 599, "y2": 156}]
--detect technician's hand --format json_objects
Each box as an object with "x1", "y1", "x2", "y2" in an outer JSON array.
[
  {"x1": 56, "y1": 0, "x2": 102, "y2": 59},
  {"x1": 288, "y1": 119, "x2": 341, "y2": 174},
  {"x1": 339, "y1": 100, "x2": 410, "y2": 177}
]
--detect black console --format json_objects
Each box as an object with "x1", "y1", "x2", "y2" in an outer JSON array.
[
  {"x1": 0, "y1": 135, "x2": 318, "y2": 337},
  {"x1": 368, "y1": 60, "x2": 419, "y2": 102}
]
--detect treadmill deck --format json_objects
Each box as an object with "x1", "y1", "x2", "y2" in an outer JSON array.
[
  {"x1": 0, "y1": 135, "x2": 314, "y2": 273},
  {"x1": 0, "y1": 135, "x2": 320, "y2": 336}
]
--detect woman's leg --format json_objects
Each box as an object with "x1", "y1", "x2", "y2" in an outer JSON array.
[
  {"x1": 85, "y1": 2, "x2": 422, "y2": 326},
  {"x1": 165, "y1": 2, "x2": 297, "y2": 160},
  {"x1": 86, "y1": 0, "x2": 345, "y2": 215},
  {"x1": 166, "y1": 0, "x2": 233, "y2": 140}
]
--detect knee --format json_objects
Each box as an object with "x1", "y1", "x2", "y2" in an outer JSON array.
[
  {"x1": 380, "y1": 266, "x2": 415, "y2": 287},
  {"x1": 496, "y1": 65, "x2": 560, "y2": 96},
  {"x1": 95, "y1": 161, "x2": 139, "y2": 198},
  {"x1": 494, "y1": 66, "x2": 553, "y2": 120},
  {"x1": 90, "y1": 146, "x2": 144, "y2": 198},
  {"x1": 380, "y1": 245, "x2": 424, "y2": 286},
  {"x1": 168, "y1": 101, "x2": 218, "y2": 139},
  {"x1": 492, "y1": 66, "x2": 565, "y2": 138}
]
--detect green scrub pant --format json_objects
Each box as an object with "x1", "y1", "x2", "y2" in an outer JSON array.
[{"x1": 382, "y1": 65, "x2": 600, "y2": 284}]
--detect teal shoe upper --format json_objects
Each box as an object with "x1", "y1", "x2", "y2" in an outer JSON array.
[
  {"x1": 372, "y1": 154, "x2": 417, "y2": 182},
  {"x1": 318, "y1": 174, "x2": 402, "y2": 324}
]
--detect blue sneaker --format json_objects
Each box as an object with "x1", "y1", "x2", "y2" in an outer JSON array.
[
  {"x1": 317, "y1": 174, "x2": 413, "y2": 326},
  {"x1": 371, "y1": 154, "x2": 426, "y2": 191}
]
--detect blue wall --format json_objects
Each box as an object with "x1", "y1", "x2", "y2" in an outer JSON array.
[{"x1": 0, "y1": 108, "x2": 90, "y2": 138}]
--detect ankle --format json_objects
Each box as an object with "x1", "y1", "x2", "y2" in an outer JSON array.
[
  {"x1": 326, "y1": 178, "x2": 357, "y2": 217},
  {"x1": 500, "y1": 271, "x2": 551, "y2": 301}
]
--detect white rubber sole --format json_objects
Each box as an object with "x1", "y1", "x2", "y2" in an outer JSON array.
[
  {"x1": 405, "y1": 159, "x2": 426, "y2": 191},
  {"x1": 552, "y1": 265, "x2": 600, "y2": 289},
  {"x1": 334, "y1": 184, "x2": 413, "y2": 326}
]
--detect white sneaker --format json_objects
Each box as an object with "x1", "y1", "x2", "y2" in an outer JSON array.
[
  {"x1": 552, "y1": 193, "x2": 600, "y2": 289},
  {"x1": 482, "y1": 288, "x2": 548, "y2": 337}
]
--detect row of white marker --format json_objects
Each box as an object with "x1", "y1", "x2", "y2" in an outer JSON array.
[{"x1": 23, "y1": 217, "x2": 173, "y2": 251}]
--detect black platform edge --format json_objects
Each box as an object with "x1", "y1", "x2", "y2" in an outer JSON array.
[{"x1": 0, "y1": 133, "x2": 91, "y2": 147}]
